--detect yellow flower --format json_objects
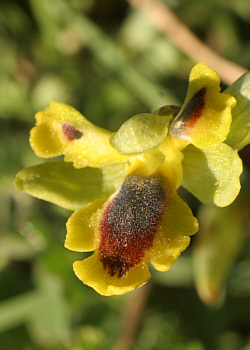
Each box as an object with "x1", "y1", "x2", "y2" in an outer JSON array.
[{"x1": 15, "y1": 62, "x2": 244, "y2": 296}]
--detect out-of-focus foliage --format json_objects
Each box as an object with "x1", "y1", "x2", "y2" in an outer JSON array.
[{"x1": 1, "y1": 0, "x2": 250, "y2": 349}]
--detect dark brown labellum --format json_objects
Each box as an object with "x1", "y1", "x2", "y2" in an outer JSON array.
[{"x1": 99, "y1": 172, "x2": 167, "y2": 278}]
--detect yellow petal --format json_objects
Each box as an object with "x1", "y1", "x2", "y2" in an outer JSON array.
[
  {"x1": 149, "y1": 194, "x2": 198, "y2": 271},
  {"x1": 171, "y1": 62, "x2": 237, "y2": 149},
  {"x1": 30, "y1": 101, "x2": 128, "y2": 168},
  {"x1": 65, "y1": 199, "x2": 106, "y2": 252},
  {"x1": 73, "y1": 252, "x2": 151, "y2": 296},
  {"x1": 157, "y1": 136, "x2": 184, "y2": 188}
]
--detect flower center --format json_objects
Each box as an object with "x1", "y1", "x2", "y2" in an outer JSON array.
[{"x1": 99, "y1": 172, "x2": 167, "y2": 278}]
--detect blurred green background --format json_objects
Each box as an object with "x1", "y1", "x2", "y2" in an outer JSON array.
[{"x1": 1, "y1": 0, "x2": 250, "y2": 349}]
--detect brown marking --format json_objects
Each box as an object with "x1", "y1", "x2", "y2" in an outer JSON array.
[
  {"x1": 99, "y1": 172, "x2": 167, "y2": 278},
  {"x1": 62, "y1": 123, "x2": 83, "y2": 141},
  {"x1": 178, "y1": 87, "x2": 206, "y2": 128}
]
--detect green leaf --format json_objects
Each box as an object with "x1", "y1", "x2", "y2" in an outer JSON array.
[
  {"x1": 0, "y1": 272, "x2": 71, "y2": 345},
  {"x1": 225, "y1": 72, "x2": 250, "y2": 150},
  {"x1": 193, "y1": 200, "x2": 248, "y2": 304},
  {"x1": 14, "y1": 161, "x2": 128, "y2": 211},
  {"x1": 0, "y1": 233, "x2": 38, "y2": 270},
  {"x1": 110, "y1": 113, "x2": 171, "y2": 156},
  {"x1": 0, "y1": 291, "x2": 39, "y2": 333},
  {"x1": 29, "y1": 271, "x2": 71, "y2": 346},
  {"x1": 182, "y1": 144, "x2": 242, "y2": 207}
]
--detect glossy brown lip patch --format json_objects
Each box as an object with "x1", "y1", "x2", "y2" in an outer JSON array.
[
  {"x1": 99, "y1": 172, "x2": 167, "y2": 278},
  {"x1": 62, "y1": 123, "x2": 83, "y2": 141},
  {"x1": 171, "y1": 87, "x2": 206, "y2": 134},
  {"x1": 182, "y1": 87, "x2": 206, "y2": 128}
]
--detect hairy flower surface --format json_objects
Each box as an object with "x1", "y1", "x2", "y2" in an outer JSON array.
[
  {"x1": 15, "y1": 62, "x2": 247, "y2": 295},
  {"x1": 65, "y1": 160, "x2": 198, "y2": 295}
]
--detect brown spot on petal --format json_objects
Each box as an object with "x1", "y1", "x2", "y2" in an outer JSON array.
[
  {"x1": 62, "y1": 123, "x2": 83, "y2": 141},
  {"x1": 179, "y1": 87, "x2": 206, "y2": 127},
  {"x1": 171, "y1": 87, "x2": 206, "y2": 137},
  {"x1": 99, "y1": 172, "x2": 167, "y2": 278}
]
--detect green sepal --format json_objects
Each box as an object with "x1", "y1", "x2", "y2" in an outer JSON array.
[
  {"x1": 14, "y1": 161, "x2": 128, "y2": 211},
  {"x1": 225, "y1": 72, "x2": 250, "y2": 150},
  {"x1": 182, "y1": 144, "x2": 242, "y2": 207},
  {"x1": 193, "y1": 200, "x2": 248, "y2": 304},
  {"x1": 110, "y1": 113, "x2": 171, "y2": 156}
]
